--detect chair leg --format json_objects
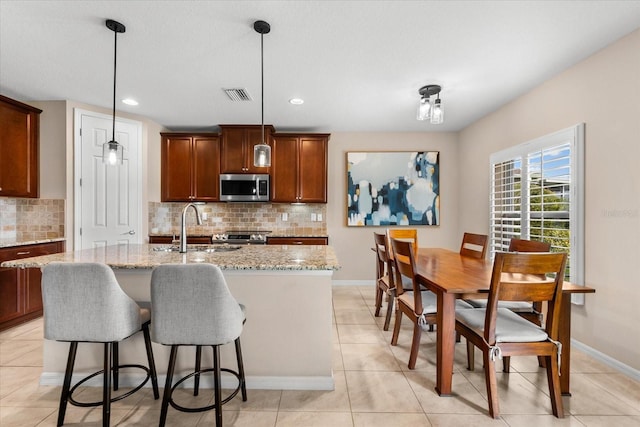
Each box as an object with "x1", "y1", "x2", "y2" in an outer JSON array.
[
  {"x1": 112, "y1": 342, "x2": 119, "y2": 391},
  {"x1": 545, "y1": 354, "x2": 564, "y2": 418},
  {"x1": 408, "y1": 321, "x2": 422, "y2": 369},
  {"x1": 57, "y1": 342, "x2": 78, "y2": 427},
  {"x1": 103, "y1": 343, "x2": 112, "y2": 427},
  {"x1": 383, "y1": 290, "x2": 394, "y2": 331},
  {"x1": 466, "y1": 338, "x2": 475, "y2": 371},
  {"x1": 234, "y1": 337, "x2": 247, "y2": 401},
  {"x1": 194, "y1": 345, "x2": 202, "y2": 396},
  {"x1": 212, "y1": 345, "x2": 223, "y2": 427},
  {"x1": 502, "y1": 356, "x2": 511, "y2": 373},
  {"x1": 483, "y1": 350, "x2": 500, "y2": 418},
  {"x1": 374, "y1": 285, "x2": 382, "y2": 317},
  {"x1": 159, "y1": 345, "x2": 178, "y2": 427},
  {"x1": 142, "y1": 322, "x2": 159, "y2": 399},
  {"x1": 390, "y1": 309, "x2": 402, "y2": 346}
]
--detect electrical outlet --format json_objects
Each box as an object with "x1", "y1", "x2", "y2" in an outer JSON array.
[
  {"x1": 317, "y1": 213, "x2": 322, "y2": 221},
  {"x1": 202, "y1": 212, "x2": 208, "y2": 221},
  {"x1": 282, "y1": 212, "x2": 288, "y2": 221},
  {"x1": 311, "y1": 213, "x2": 317, "y2": 222}
]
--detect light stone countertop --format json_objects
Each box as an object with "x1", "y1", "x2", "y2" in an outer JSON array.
[
  {"x1": 1, "y1": 243, "x2": 340, "y2": 271},
  {"x1": 0, "y1": 237, "x2": 66, "y2": 249}
]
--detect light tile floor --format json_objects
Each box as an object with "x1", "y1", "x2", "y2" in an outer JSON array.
[{"x1": 1, "y1": 286, "x2": 639, "y2": 426}]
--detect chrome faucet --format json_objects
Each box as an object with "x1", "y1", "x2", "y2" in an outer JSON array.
[{"x1": 180, "y1": 203, "x2": 203, "y2": 253}]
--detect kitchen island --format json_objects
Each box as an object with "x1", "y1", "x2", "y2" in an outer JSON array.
[{"x1": 2, "y1": 244, "x2": 340, "y2": 390}]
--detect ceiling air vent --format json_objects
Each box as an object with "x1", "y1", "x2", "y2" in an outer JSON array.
[{"x1": 223, "y1": 88, "x2": 253, "y2": 101}]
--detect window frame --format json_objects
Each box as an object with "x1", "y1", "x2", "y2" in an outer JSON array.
[{"x1": 489, "y1": 124, "x2": 585, "y2": 302}]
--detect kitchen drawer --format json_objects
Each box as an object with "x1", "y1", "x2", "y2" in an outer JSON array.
[
  {"x1": 0, "y1": 241, "x2": 63, "y2": 262},
  {"x1": 267, "y1": 237, "x2": 328, "y2": 245}
]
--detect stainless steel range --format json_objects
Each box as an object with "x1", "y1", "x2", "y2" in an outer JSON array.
[{"x1": 212, "y1": 230, "x2": 271, "y2": 245}]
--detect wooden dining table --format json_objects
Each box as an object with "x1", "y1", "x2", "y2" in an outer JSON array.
[{"x1": 415, "y1": 248, "x2": 595, "y2": 397}]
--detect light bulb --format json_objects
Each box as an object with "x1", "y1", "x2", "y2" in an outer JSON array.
[{"x1": 108, "y1": 149, "x2": 118, "y2": 165}]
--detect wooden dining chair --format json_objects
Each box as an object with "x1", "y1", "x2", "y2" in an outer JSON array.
[
  {"x1": 459, "y1": 232, "x2": 488, "y2": 259},
  {"x1": 373, "y1": 232, "x2": 395, "y2": 331},
  {"x1": 455, "y1": 251, "x2": 567, "y2": 419},
  {"x1": 467, "y1": 238, "x2": 552, "y2": 372},
  {"x1": 386, "y1": 228, "x2": 418, "y2": 259},
  {"x1": 390, "y1": 238, "x2": 472, "y2": 369}
]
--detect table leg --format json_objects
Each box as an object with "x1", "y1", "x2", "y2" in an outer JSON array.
[
  {"x1": 435, "y1": 292, "x2": 456, "y2": 396},
  {"x1": 559, "y1": 296, "x2": 572, "y2": 396}
]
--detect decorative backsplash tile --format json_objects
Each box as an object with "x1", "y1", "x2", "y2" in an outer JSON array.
[
  {"x1": 149, "y1": 202, "x2": 327, "y2": 236},
  {"x1": 0, "y1": 198, "x2": 65, "y2": 241}
]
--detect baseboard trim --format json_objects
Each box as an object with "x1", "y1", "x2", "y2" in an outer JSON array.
[
  {"x1": 40, "y1": 371, "x2": 335, "y2": 391},
  {"x1": 571, "y1": 339, "x2": 640, "y2": 381}
]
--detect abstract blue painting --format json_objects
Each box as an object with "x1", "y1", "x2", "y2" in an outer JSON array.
[{"x1": 347, "y1": 151, "x2": 439, "y2": 226}]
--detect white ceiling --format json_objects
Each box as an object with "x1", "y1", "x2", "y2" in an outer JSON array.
[{"x1": 2, "y1": 1, "x2": 640, "y2": 133}]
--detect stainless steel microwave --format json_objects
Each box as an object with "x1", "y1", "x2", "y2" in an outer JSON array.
[{"x1": 219, "y1": 174, "x2": 269, "y2": 202}]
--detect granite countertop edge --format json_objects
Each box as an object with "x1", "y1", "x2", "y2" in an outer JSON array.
[{"x1": 1, "y1": 243, "x2": 341, "y2": 271}]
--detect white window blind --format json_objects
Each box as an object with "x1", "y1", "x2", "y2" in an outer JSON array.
[{"x1": 489, "y1": 124, "x2": 585, "y2": 303}]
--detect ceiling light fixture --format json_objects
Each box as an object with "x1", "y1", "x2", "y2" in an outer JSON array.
[
  {"x1": 103, "y1": 19, "x2": 126, "y2": 165},
  {"x1": 122, "y1": 98, "x2": 138, "y2": 106},
  {"x1": 253, "y1": 20, "x2": 271, "y2": 168},
  {"x1": 416, "y1": 84, "x2": 444, "y2": 124},
  {"x1": 289, "y1": 98, "x2": 304, "y2": 105}
]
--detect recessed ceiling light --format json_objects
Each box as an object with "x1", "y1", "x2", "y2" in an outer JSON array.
[
  {"x1": 122, "y1": 98, "x2": 138, "y2": 106},
  {"x1": 289, "y1": 98, "x2": 304, "y2": 105}
]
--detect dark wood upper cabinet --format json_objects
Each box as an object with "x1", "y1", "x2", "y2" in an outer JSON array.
[
  {"x1": 161, "y1": 133, "x2": 220, "y2": 202},
  {"x1": 0, "y1": 95, "x2": 41, "y2": 198},
  {"x1": 219, "y1": 125, "x2": 274, "y2": 174},
  {"x1": 271, "y1": 134, "x2": 329, "y2": 203}
]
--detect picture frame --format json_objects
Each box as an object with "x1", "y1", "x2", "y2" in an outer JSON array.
[{"x1": 346, "y1": 151, "x2": 439, "y2": 226}]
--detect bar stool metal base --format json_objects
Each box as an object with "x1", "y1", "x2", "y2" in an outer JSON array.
[
  {"x1": 56, "y1": 322, "x2": 159, "y2": 427},
  {"x1": 160, "y1": 338, "x2": 247, "y2": 427}
]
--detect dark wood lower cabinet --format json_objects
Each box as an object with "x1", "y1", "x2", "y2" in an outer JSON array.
[{"x1": 0, "y1": 241, "x2": 65, "y2": 331}]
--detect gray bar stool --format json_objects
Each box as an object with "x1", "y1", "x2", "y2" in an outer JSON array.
[
  {"x1": 41, "y1": 262, "x2": 159, "y2": 427},
  {"x1": 151, "y1": 263, "x2": 247, "y2": 427}
]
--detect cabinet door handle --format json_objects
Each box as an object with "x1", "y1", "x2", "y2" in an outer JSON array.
[{"x1": 17, "y1": 251, "x2": 31, "y2": 255}]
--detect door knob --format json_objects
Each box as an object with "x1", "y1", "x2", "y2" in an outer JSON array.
[{"x1": 121, "y1": 230, "x2": 136, "y2": 235}]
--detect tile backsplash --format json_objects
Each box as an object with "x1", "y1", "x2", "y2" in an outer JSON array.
[
  {"x1": 149, "y1": 202, "x2": 327, "y2": 236},
  {"x1": 0, "y1": 198, "x2": 65, "y2": 241}
]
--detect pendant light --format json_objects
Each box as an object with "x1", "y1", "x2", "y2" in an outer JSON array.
[
  {"x1": 253, "y1": 20, "x2": 271, "y2": 167},
  {"x1": 103, "y1": 19, "x2": 126, "y2": 165}
]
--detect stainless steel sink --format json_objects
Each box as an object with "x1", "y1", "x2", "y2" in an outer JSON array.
[{"x1": 152, "y1": 245, "x2": 242, "y2": 253}]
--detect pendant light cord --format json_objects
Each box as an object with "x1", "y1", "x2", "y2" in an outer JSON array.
[
  {"x1": 260, "y1": 31, "x2": 265, "y2": 146},
  {"x1": 111, "y1": 27, "x2": 117, "y2": 143}
]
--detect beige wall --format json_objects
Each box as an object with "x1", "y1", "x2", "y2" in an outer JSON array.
[
  {"x1": 327, "y1": 132, "x2": 460, "y2": 281},
  {"x1": 458, "y1": 29, "x2": 640, "y2": 370},
  {"x1": 30, "y1": 101, "x2": 67, "y2": 200}
]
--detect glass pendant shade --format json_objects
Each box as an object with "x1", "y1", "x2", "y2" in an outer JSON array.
[
  {"x1": 416, "y1": 97, "x2": 432, "y2": 120},
  {"x1": 254, "y1": 143, "x2": 271, "y2": 167},
  {"x1": 430, "y1": 97, "x2": 444, "y2": 124},
  {"x1": 103, "y1": 141, "x2": 123, "y2": 165}
]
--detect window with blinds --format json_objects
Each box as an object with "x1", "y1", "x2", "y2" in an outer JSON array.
[{"x1": 489, "y1": 124, "x2": 585, "y2": 301}]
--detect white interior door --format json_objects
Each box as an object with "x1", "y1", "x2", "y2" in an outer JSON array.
[{"x1": 74, "y1": 109, "x2": 142, "y2": 249}]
